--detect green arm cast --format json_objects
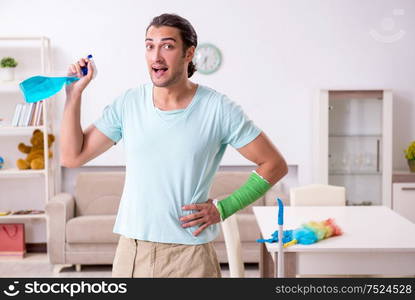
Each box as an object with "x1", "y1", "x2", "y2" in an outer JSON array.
[{"x1": 216, "y1": 171, "x2": 271, "y2": 220}]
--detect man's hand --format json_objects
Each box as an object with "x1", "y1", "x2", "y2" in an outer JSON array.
[
  {"x1": 65, "y1": 57, "x2": 95, "y2": 98},
  {"x1": 180, "y1": 199, "x2": 221, "y2": 236}
]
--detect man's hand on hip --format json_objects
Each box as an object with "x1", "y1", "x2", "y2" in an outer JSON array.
[{"x1": 180, "y1": 199, "x2": 221, "y2": 236}]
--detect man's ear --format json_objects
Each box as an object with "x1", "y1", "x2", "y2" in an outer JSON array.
[{"x1": 185, "y1": 46, "x2": 195, "y2": 62}]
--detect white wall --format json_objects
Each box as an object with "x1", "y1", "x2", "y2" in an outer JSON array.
[{"x1": 1, "y1": 0, "x2": 414, "y2": 183}]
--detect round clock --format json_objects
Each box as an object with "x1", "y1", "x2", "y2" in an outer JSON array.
[{"x1": 193, "y1": 43, "x2": 222, "y2": 75}]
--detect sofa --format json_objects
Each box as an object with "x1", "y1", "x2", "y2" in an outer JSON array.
[{"x1": 45, "y1": 171, "x2": 287, "y2": 271}]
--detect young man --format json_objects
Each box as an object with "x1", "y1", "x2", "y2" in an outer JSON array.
[{"x1": 61, "y1": 13, "x2": 288, "y2": 278}]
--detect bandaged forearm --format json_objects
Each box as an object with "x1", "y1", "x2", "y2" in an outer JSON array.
[{"x1": 216, "y1": 171, "x2": 271, "y2": 220}]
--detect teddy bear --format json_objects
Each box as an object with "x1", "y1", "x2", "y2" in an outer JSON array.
[{"x1": 16, "y1": 129, "x2": 55, "y2": 170}]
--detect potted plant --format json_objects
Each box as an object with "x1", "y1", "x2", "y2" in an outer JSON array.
[
  {"x1": 404, "y1": 141, "x2": 415, "y2": 172},
  {"x1": 0, "y1": 57, "x2": 18, "y2": 81}
]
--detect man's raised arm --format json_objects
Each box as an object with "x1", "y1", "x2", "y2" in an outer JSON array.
[{"x1": 60, "y1": 57, "x2": 114, "y2": 168}]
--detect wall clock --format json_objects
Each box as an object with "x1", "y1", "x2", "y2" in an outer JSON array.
[{"x1": 193, "y1": 43, "x2": 222, "y2": 75}]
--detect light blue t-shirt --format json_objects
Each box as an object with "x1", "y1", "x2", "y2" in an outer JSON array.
[{"x1": 93, "y1": 83, "x2": 261, "y2": 245}]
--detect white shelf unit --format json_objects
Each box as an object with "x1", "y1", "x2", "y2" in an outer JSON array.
[
  {"x1": 0, "y1": 214, "x2": 46, "y2": 221},
  {"x1": 0, "y1": 36, "x2": 59, "y2": 223},
  {"x1": 0, "y1": 125, "x2": 50, "y2": 136},
  {"x1": 313, "y1": 90, "x2": 393, "y2": 207}
]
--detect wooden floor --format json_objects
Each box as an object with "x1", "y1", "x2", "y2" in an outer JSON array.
[{"x1": 0, "y1": 253, "x2": 260, "y2": 278}]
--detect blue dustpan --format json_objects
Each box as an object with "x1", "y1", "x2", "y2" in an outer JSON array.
[{"x1": 19, "y1": 76, "x2": 80, "y2": 103}]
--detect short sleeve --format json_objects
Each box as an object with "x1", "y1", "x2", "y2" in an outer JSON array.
[
  {"x1": 221, "y1": 96, "x2": 262, "y2": 148},
  {"x1": 93, "y1": 94, "x2": 124, "y2": 144}
]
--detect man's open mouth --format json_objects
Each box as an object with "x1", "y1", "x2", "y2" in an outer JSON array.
[{"x1": 152, "y1": 66, "x2": 168, "y2": 77}]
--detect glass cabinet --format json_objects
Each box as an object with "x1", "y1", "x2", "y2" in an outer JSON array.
[{"x1": 313, "y1": 90, "x2": 393, "y2": 207}]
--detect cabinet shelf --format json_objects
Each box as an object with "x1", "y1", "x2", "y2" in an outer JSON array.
[
  {"x1": 0, "y1": 36, "x2": 48, "y2": 40},
  {"x1": 0, "y1": 213, "x2": 46, "y2": 220},
  {"x1": 0, "y1": 168, "x2": 46, "y2": 177},
  {"x1": 329, "y1": 171, "x2": 382, "y2": 175},
  {"x1": 329, "y1": 134, "x2": 382, "y2": 138},
  {"x1": 0, "y1": 80, "x2": 21, "y2": 93},
  {"x1": 0, "y1": 125, "x2": 46, "y2": 136}
]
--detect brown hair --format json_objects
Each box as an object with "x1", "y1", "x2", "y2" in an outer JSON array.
[{"x1": 146, "y1": 13, "x2": 198, "y2": 78}]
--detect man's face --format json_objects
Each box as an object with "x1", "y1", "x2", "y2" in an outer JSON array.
[{"x1": 145, "y1": 25, "x2": 194, "y2": 87}]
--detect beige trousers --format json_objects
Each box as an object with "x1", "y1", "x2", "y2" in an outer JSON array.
[{"x1": 112, "y1": 236, "x2": 222, "y2": 278}]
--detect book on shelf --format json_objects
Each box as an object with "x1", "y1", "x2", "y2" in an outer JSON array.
[
  {"x1": 24, "y1": 103, "x2": 35, "y2": 126},
  {"x1": 17, "y1": 103, "x2": 27, "y2": 126},
  {"x1": 29, "y1": 104, "x2": 37, "y2": 126},
  {"x1": 36, "y1": 103, "x2": 43, "y2": 126},
  {"x1": 11, "y1": 102, "x2": 43, "y2": 127},
  {"x1": 11, "y1": 103, "x2": 22, "y2": 126},
  {"x1": 17, "y1": 103, "x2": 26, "y2": 126}
]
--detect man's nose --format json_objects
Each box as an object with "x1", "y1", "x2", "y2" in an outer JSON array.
[{"x1": 150, "y1": 47, "x2": 163, "y2": 62}]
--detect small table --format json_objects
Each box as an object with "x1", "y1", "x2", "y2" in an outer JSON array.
[{"x1": 253, "y1": 206, "x2": 415, "y2": 277}]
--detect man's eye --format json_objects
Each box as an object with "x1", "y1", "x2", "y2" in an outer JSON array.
[
  {"x1": 163, "y1": 44, "x2": 173, "y2": 49},
  {"x1": 146, "y1": 45, "x2": 153, "y2": 50}
]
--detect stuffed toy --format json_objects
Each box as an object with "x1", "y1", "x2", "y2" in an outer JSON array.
[{"x1": 16, "y1": 129, "x2": 55, "y2": 170}]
